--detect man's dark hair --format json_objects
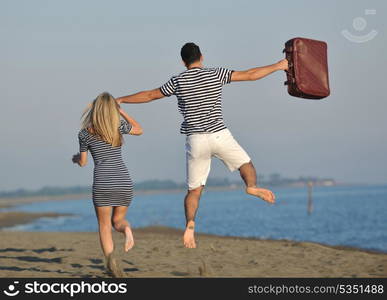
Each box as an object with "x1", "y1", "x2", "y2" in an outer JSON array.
[{"x1": 181, "y1": 43, "x2": 202, "y2": 66}]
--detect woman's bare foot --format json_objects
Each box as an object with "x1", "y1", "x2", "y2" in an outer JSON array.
[
  {"x1": 106, "y1": 253, "x2": 124, "y2": 278},
  {"x1": 183, "y1": 221, "x2": 196, "y2": 248},
  {"x1": 246, "y1": 187, "x2": 275, "y2": 204},
  {"x1": 124, "y1": 226, "x2": 134, "y2": 252}
]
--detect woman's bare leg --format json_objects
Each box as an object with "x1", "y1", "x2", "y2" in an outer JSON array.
[
  {"x1": 112, "y1": 206, "x2": 134, "y2": 252},
  {"x1": 94, "y1": 206, "x2": 114, "y2": 256}
]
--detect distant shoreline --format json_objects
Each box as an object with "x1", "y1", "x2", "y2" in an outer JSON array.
[
  {"x1": 0, "y1": 175, "x2": 348, "y2": 203},
  {"x1": 0, "y1": 186, "x2": 244, "y2": 209},
  {"x1": 0, "y1": 183, "x2": 381, "y2": 209}
]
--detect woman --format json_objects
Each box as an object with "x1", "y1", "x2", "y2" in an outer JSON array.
[{"x1": 72, "y1": 92, "x2": 142, "y2": 277}]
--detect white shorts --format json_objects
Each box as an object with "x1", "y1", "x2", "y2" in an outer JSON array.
[{"x1": 185, "y1": 129, "x2": 251, "y2": 190}]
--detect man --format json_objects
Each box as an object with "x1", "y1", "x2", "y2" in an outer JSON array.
[{"x1": 117, "y1": 42, "x2": 288, "y2": 248}]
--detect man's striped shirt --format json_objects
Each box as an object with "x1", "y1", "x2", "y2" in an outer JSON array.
[{"x1": 160, "y1": 67, "x2": 233, "y2": 135}]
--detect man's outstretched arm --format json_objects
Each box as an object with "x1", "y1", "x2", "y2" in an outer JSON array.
[
  {"x1": 231, "y1": 59, "x2": 288, "y2": 82},
  {"x1": 116, "y1": 88, "x2": 165, "y2": 104}
]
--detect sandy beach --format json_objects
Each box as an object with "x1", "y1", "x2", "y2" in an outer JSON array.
[
  {"x1": 1, "y1": 192, "x2": 386, "y2": 278},
  {"x1": 0, "y1": 212, "x2": 69, "y2": 228},
  {"x1": 0, "y1": 194, "x2": 91, "y2": 209},
  {"x1": 0, "y1": 227, "x2": 386, "y2": 278}
]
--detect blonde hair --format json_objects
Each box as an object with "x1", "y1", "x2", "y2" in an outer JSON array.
[{"x1": 81, "y1": 92, "x2": 123, "y2": 147}]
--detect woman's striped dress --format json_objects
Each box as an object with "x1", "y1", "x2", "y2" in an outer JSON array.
[{"x1": 78, "y1": 120, "x2": 133, "y2": 207}]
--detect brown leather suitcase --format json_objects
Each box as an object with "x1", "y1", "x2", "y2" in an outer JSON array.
[{"x1": 283, "y1": 37, "x2": 330, "y2": 99}]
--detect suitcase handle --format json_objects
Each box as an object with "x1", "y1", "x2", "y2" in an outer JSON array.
[{"x1": 284, "y1": 78, "x2": 296, "y2": 85}]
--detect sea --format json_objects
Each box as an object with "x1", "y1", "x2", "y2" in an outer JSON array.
[{"x1": 2, "y1": 185, "x2": 387, "y2": 253}]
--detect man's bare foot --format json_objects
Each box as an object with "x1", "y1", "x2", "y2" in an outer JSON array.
[
  {"x1": 124, "y1": 226, "x2": 134, "y2": 252},
  {"x1": 183, "y1": 221, "x2": 196, "y2": 248},
  {"x1": 246, "y1": 187, "x2": 275, "y2": 204}
]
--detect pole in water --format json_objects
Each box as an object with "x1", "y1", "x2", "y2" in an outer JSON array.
[{"x1": 307, "y1": 181, "x2": 313, "y2": 215}]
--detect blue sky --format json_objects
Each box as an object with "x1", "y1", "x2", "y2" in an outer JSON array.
[{"x1": 1, "y1": 0, "x2": 386, "y2": 190}]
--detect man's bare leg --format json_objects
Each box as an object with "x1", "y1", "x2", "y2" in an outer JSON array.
[
  {"x1": 239, "y1": 161, "x2": 275, "y2": 203},
  {"x1": 183, "y1": 185, "x2": 204, "y2": 248}
]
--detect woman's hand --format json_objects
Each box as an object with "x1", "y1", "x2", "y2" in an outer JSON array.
[
  {"x1": 72, "y1": 153, "x2": 81, "y2": 164},
  {"x1": 72, "y1": 152, "x2": 88, "y2": 167}
]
